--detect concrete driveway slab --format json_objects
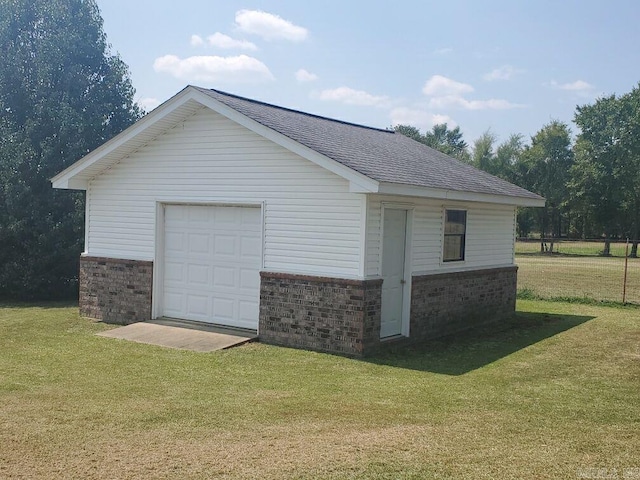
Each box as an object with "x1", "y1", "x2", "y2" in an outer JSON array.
[{"x1": 97, "y1": 321, "x2": 257, "y2": 352}]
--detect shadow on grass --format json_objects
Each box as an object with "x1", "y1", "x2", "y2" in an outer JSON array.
[
  {"x1": 365, "y1": 311, "x2": 594, "y2": 375},
  {"x1": 0, "y1": 300, "x2": 78, "y2": 310}
]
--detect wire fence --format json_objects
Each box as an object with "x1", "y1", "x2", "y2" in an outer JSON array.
[{"x1": 515, "y1": 240, "x2": 639, "y2": 305}]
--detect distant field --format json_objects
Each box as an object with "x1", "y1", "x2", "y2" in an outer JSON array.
[
  {"x1": 515, "y1": 240, "x2": 631, "y2": 257},
  {"x1": 516, "y1": 254, "x2": 640, "y2": 304}
]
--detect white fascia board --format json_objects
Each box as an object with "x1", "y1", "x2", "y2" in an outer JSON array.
[
  {"x1": 378, "y1": 182, "x2": 545, "y2": 207},
  {"x1": 51, "y1": 87, "x2": 200, "y2": 190},
  {"x1": 192, "y1": 91, "x2": 379, "y2": 194}
]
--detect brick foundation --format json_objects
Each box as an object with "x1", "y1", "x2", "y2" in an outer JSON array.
[
  {"x1": 77, "y1": 256, "x2": 516, "y2": 354},
  {"x1": 259, "y1": 272, "x2": 383, "y2": 356},
  {"x1": 410, "y1": 266, "x2": 517, "y2": 341},
  {"x1": 79, "y1": 256, "x2": 153, "y2": 324}
]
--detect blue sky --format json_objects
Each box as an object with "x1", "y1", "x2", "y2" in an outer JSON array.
[{"x1": 98, "y1": 0, "x2": 640, "y2": 144}]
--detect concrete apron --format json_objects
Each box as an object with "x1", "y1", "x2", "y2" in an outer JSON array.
[{"x1": 97, "y1": 318, "x2": 258, "y2": 352}]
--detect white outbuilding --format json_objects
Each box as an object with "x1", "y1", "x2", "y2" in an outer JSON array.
[{"x1": 52, "y1": 86, "x2": 544, "y2": 356}]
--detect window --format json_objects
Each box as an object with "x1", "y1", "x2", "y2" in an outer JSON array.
[{"x1": 443, "y1": 209, "x2": 466, "y2": 262}]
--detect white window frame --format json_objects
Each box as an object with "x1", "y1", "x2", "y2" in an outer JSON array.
[{"x1": 442, "y1": 208, "x2": 467, "y2": 264}]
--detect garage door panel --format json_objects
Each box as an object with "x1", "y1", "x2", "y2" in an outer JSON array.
[
  {"x1": 163, "y1": 291, "x2": 184, "y2": 316},
  {"x1": 214, "y1": 207, "x2": 238, "y2": 224},
  {"x1": 213, "y1": 266, "x2": 236, "y2": 287},
  {"x1": 187, "y1": 263, "x2": 209, "y2": 285},
  {"x1": 241, "y1": 207, "x2": 261, "y2": 224},
  {"x1": 212, "y1": 297, "x2": 235, "y2": 320},
  {"x1": 239, "y1": 300, "x2": 259, "y2": 325},
  {"x1": 186, "y1": 294, "x2": 209, "y2": 318},
  {"x1": 163, "y1": 205, "x2": 261, "y2": 329},
  {"x1": 240, "y1": 236, "x2": 261, "y2": 257},
  {"x1": 214, "y1": 234, "x2": 238, "y2": 258},
  {"x1": 240, "y1": 269, "x2": 260, "y2": 290},
  {"x1": 165, "y1": 231, "x2": 185, "y2": 252},
  {"x1": 164, "y1": 261, "x2": 185, "y2": 282},
  {"x1": 187, "y1": 205, "x2": 209, "y2": 222},
  {"x1": 188, "y1": 233, "x2": 210, "y2": 254},
  {"x1": 165, "y1": 205, "x2": 186, "y2": 221}
]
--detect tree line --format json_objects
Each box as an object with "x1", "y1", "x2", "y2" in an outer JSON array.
[
  {"x1": 395, "y1": 84, "x2": 640, "y2": 258},
  {"x1": 0, "y1": 0, "x2": 141, "y2": 299}
]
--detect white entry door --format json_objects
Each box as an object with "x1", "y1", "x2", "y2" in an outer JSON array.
[
  {"x1": 162, "y1": 204, "x2": 262, "y2": 330},
  {"x1": 380, "y1": 208, "x2": 408, "y2": 338}
]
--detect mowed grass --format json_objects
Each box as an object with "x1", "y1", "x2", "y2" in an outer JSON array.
[
  {"x1": 517, "y1": 255, "x2": 640, "y2": 304},
  {"x1": 1, "y1": 302, "x2": 639, "y2": 479},
  {"x1": 515, "y1": 240, "x2": 632, "y2": 257}
]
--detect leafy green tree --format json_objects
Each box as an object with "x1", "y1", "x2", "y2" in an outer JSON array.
[
  {"x1": 471, "y1": 130, "x2": 497, "y2": 172},
  {"x1": 517, "y1": 121, "x2": 574, "y2": 253},
  {"x1": 495, "y1": 134, "x2": 524, "y2": 181},
  {"x1": 572, "y1": 86, "x2": 640, "y2": 256},
  {"x1": 393, "y1": 124, "x2": 423, "y2": 143},
  {"x1": 0, "y1": 0, "x2": 141, "y2": 299},
  {"x1": 394, "y1": 123, "x2": 469, "y2": 161},
  {"x1": 423, "y1": 124, "x2": 469, "y2": 161}
]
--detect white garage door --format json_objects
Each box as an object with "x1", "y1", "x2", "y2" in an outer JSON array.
[{"x1": 162, "y1": 204, "x2": 262, "y2": 330}]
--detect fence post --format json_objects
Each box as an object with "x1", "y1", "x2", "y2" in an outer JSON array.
[{"x1": 622, "y1": 239, "x2": 629, "y2": 304}]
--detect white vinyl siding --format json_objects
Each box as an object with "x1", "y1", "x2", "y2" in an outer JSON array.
[
  {"x1": 86, "y1": 108, "x2": 363, "y2": 278},
  {"x1": 365, "y1": 195, "x2": 516, "y2": 277}
]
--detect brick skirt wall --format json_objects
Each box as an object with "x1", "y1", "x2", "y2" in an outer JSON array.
[
  {"x1": 259, "y1": 272, "x2": 383, "y2": 356},
  {"x1": 410, "y1": 266, "x2": 517, "y2": 341},
  {"x1": 79, "y1": 256, "x2": 153, "y2": 324},
  {"x1": 77, "y1": 256, "x2": 516, "y2": 354}
]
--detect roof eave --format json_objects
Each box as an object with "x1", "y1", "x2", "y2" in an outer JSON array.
[{"x1": 378, "y1": 182, "x2": 545, "y2": 207}]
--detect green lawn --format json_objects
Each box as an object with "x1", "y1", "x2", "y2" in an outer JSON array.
[
  {"x1": 1, "y1": 302, "x2": 638, "y2": 479},
  {"x1": 516, "y1": 255, "x2": 640, "y2": 304},
  {"x1": 516, "y1": 240, "x2": 631, "y2": 257}
]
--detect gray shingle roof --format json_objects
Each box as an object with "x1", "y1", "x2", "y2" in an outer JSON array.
[{"x1": 195, "y1": 86, "x2": 542, "y2": 201}]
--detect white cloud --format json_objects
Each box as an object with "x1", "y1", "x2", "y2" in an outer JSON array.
[
  {"x1": 138, "y1": 97, "x2": 161, "y2": 112},
  {"x1": 295, "y1": 68, "x2": 318, "y2": 82},
  {"x1": 390, "y1": 107, "x2": 456, "y2": 131},
  {"x1": 235, "y1": 9, "x2": 308, "y2": 42},
  {"x1": 191, "y1": 33, "x2": 257, "y2": 51},
  {"x1": 432, "y1": 47, "x2": 453, "y2": 56},
  {"x1": 547, "y1": 80, "x2": 596, "y2": 98},
  {"x1": 190, "y1": 34, "x2": 204, "y2": 47},
  {"x1": 317, "y1": 86, "x2": 390, "y2": 107},
  {"x1": 423, "y1": 75, "x2": 474, "y2": 96},
  {"x1": 431, "y1": 113, "x2": 454, "y2": 125},
  {"x1": 153, "y1": 54, "x2": 274, "y2": 83},
  {"x1": 206, "y1": 32, "x2": 257, "y2": 51},
  {"x1": 422, "y1": 74, "x2": 523, "y2": 110},
  {"x1": 551, "y1": 80, "x2": 595, "y2": 92},
  {"x1": 428, "y1": 95, "x2": 523, "y2": 110},
  {"x1": 483, "y1": 65, "x2": 524, "y2": 81}
]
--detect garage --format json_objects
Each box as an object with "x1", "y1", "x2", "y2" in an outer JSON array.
[{"x1": 162, "y1": 204, "x2": 262, "y2": 330}]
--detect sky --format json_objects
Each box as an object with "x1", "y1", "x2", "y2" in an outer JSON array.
[{"x1": 97, "y1": 0, "x2": 640, "y2": 145}]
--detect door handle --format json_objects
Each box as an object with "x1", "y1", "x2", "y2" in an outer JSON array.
[{"x1": 400, "y1": 279, "x2": 406, "y2": 285}]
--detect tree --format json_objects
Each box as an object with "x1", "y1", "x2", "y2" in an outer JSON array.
[
  {"x1": 393, "y1": 124, "x2": 422, "y2": 143},
  {"x1": 517, "y1": 121, "x2": 574, "y2": 253},
  {"x1": 394, "y1": 123, "x2": 469, "y2": 161},
  {"x1": 571, "y1": 86, "x2": 640, "y2": 256},
  {"x1": 0, "y1": 0, "x2": 141, "y2": 299},
  {"x1": 423, "y1": 124, "x2": 469, "y2": 161},
  {"x1": 495, "y1": 134, "x2": 524, "y2": 181},
  {"x1": 471, "y1": 130, "x2": 497, "y2": 172}
]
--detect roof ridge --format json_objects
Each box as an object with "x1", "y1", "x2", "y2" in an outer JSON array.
[{"x1": 199, "y1": 86, "x2": 395, "y2": 134}]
